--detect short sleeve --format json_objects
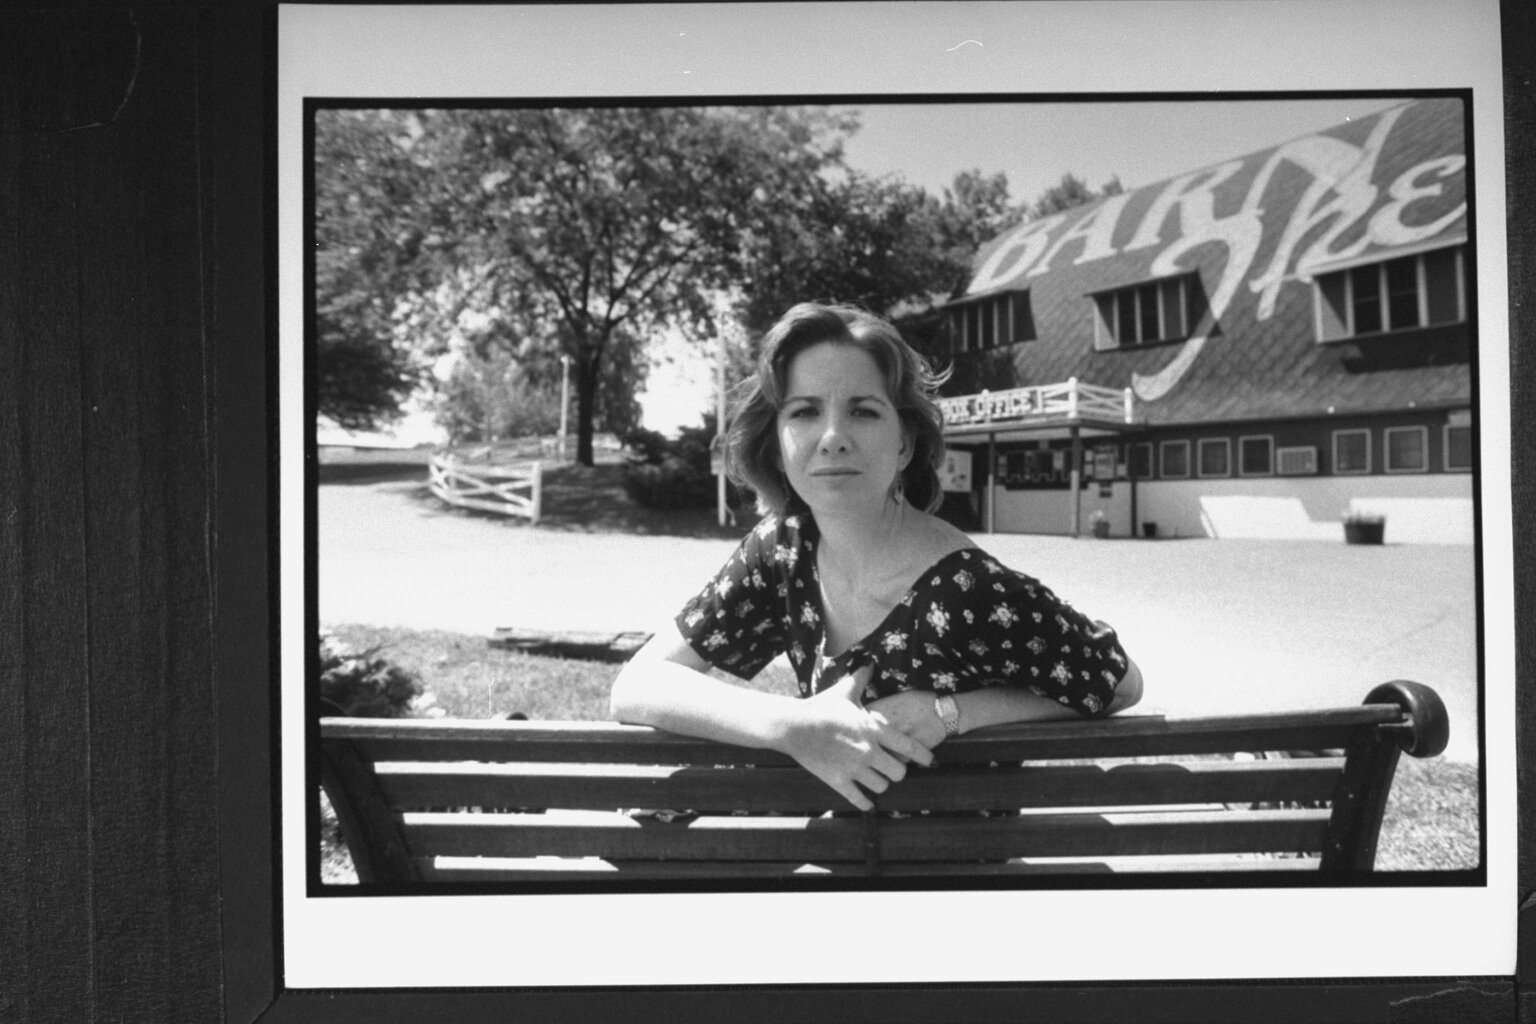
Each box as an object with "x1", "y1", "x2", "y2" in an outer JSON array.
[
  {"x1": 674, "y1": 517, "x2": 792, "y2": 679},
  {"x1": 914, "y1": 553, "x2": 1129, "y2": 718}
]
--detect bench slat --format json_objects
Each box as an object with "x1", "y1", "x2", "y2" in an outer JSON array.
[
  {"x1": 372, "y1": 758, "x2": 1344, "y2": 815},
  {"x1": 419, "y1": 857, "x2": 867, "y2": 881},
  {"x1": 320, "y1": 708, "x2": 1399, "y2": 765},
  {"x1": 375, "y1": 762, "x2": 841, "y2": 814},
  {"x1": 403, "y1": 809, "x2": 871, "y2": 862},
  {"x1": 397, "y1": 806, "x2": 1332, "y2": 864},
  {"x1": 879, "y1": 808, "x2": 1333, "y2": 860},
  {"x1": 418, "y1": 853, "x2": 1321, "y2": 881}
]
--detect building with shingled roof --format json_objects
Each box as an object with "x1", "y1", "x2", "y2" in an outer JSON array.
[{"x1": 924, "y1": 97, "x2": 1472, "y2": 544}]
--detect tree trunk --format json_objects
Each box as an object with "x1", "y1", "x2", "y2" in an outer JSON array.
[{"x1": 574, "y1": 355, "x2": 600, "y2": 467}]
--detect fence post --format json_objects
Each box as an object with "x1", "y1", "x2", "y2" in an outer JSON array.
[{"x1": 531, "y1": 461, "x2": 542, "y2": 525}]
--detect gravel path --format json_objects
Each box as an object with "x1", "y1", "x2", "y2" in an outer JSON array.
[{"x1": 318, "y1": 478, "x2": 1482, "y2": 761}]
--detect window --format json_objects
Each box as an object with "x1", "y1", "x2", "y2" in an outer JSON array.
[
  {"x1": 1444, "y1": 422, "x2": 1473, "y2": 472},
  {"x1": 948, "y1": 291, "x2": 1035, "y2": 353},
  {"x1": 1160, "y1": 440, "x2": 1190, "y2": 479},
  {"x1": 1385, "y1": 426, "x2": 1429, "y2": 473},
  {"x1": 1093, "y1": 274, "x2": 1206, "y2": 349},
  {"x1": 1276, "y1": 446, "x2": 1318, "y2": 476},
  {"x1": 1129, "y1": 442, "x2": 1154, "y2": 480},
  {"x1": 1238, "y1": 436, "x2": 1273, "y2": 476},
  {"x1": 1197, "y1": 438, "x2": 1230, "y2": 478},
  {"x1": 1315, "y1": 245, "x2": 1465, "y2": 342},
  {"x1": 1332, "y1": 430, "x2": 1371, "y2": 475}
]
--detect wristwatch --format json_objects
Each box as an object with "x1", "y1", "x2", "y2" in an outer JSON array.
[{"x1": 934, "y1": 693, "x2": 961, "y2": 737}]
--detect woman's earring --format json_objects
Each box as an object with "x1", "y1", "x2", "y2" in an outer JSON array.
[{"x1": 888, "y1": 471, "x2": 905, "y2": 505}]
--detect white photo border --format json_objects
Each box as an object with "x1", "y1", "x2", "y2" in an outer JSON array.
[{"x1": 278, "y1": 1, "x2": 1515, "y2": 989}]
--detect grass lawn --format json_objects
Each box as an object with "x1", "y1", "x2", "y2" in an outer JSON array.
[{"x1": 319, "y1": 623, "x2": 1480, "y2": 878}]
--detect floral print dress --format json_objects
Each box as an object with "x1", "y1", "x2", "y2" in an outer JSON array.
[{"x1": 677, "y1": 513, "x2": 1130, "y2": 717}]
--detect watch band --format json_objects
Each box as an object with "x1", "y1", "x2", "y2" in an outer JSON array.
[{"x1": 934, "y1": 693, "x2": 961, "y2": 737}]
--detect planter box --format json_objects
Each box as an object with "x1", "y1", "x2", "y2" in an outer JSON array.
[{"x1": 1344, "y1": 519, "x2": 1386, "y2": 545}]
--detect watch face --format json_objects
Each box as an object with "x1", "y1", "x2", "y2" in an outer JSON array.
[{"x1": 936, "y1": 695, "x2": 959, "y2": 734}]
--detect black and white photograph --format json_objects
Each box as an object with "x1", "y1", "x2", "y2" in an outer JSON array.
[{"x1": 280, "y1": 1, "x2": 1515, "y2": 994}]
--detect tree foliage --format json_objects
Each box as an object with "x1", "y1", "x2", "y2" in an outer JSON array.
[
  {"x1": 1029, "y1": 171, "x2": 1125, "y2": 219},
  {"x1": 432, "y1": 346, "x2": 564, "y2": 445},
  {"x1": 313, "y1": 110, "x2": 439, "y2": 430},
  {"x1": 928, "y1": 169, "x2": 1025, "y2": 296},
  {"x1": 312, "y1": 103, "x2": 1121, "y2": 458},
  {"x1": 729, "y1": 166, "x2": 973, "y2": 334}
]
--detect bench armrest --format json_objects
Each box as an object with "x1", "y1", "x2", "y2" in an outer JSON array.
[{"x1": 1365, "y1": 680, "x2": 1449, "y2": 758}]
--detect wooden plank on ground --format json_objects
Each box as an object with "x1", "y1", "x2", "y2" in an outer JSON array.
[{"x1": 488, "y1": 628, "x2": 651, "y2": 662}]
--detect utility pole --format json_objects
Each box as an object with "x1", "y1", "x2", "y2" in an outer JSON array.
[
  {"x1": 558, "y1": 354, "x2": 571, "y2": 462},
  {"x1": 716, "y1": 330, "x2": 728, "y2": 526}
]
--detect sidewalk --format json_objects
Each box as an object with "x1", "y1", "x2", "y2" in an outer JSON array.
[{"x1": 318, "y1": 479, "x2": 1482, "y2": 761}]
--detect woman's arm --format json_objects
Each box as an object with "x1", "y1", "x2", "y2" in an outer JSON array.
[
  {"x1": 956, "y1": 658, "x2": 1143, "y2": 730},
  {"x1": 866, "y1": 659, "x2": 1146, "y2": 746},
  {"x1": 610, "y1": 624, "x2": 936, "y2": 810}
]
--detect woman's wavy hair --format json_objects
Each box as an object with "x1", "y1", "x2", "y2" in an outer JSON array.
[{"x1": 725, "y1": 302, "x2": 951, "y2": 516}]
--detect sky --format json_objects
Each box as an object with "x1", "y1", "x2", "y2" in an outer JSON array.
[{"x1": 831, "y1": 96, "x2": 1406, "y2": 203}]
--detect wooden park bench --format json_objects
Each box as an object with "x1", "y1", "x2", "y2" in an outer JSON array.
[{"x1": 318, "y1": 680, "x2": 1448, "y2": 884}]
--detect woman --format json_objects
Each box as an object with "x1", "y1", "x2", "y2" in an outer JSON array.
[{"x1": 610, "y1": 302, "x2": 1143, "y2": 812}]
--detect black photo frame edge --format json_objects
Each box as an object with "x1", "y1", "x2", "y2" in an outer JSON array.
[{"x1": 215, "y1": 3, "x2": 1535, "y2": 1020}]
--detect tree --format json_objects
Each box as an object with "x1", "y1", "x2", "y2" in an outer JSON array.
[
  {"x1": 433, "y1": 346, "x2": 563, "y2": 445},
  {"x1": 1029, "y1": 171, "x2": 1124, "y2": 219},
  {"x1": 393, "y1": 106, "x2": 877, "y2": 465},
  {"x1": 929, "y1": 169, "x2": 1026, "y2": 296},
  {"x1": 314, "y1": 106, "x2": 1058, "y2": 457},
  {"x1": 730, "y1": 167, "x2": 975, "y2": 335},
  {"x1": 313, "y1": 110, "x2": 439, "y2": 431}
]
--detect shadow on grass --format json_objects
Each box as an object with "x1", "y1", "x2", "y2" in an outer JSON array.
[{"x1": 316, "y1": 460, "x2": 433, "y2": 486}]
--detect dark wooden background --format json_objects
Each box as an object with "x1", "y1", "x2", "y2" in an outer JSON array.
[{"x1": 0, "y1": 4, "x2": 1530, "y2": 1022}]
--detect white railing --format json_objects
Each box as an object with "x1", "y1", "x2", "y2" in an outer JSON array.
[
  {"x1": 937, "y1": 378, "x2": 1134, "y2": 428},
  {"x1": 428, "y1": 452, "x2": 542, "y2": 523}
]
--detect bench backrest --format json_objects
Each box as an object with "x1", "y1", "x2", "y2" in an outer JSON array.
[{"x1": 318, "y1": 681, "x2": 1446, "y2": 884}]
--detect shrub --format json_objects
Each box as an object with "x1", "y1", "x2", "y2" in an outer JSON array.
[
  {"x1": 620, "y1": 418, "x2": 717, "y2": 510},
  {"x1": 622, "y1": 456, "x2": 716, "y2": 510},
  {"x1": 317, "y1": 632, "x2": 438, "y2": 718}
]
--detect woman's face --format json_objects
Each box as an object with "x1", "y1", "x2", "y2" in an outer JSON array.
[{"x1": 776, "y1": 341, "x2": 911, "y2": 519}]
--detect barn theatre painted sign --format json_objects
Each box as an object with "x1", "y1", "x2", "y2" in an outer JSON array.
[{"x1": 964, "y1": 99, "x2": 1467, "y2": 402}]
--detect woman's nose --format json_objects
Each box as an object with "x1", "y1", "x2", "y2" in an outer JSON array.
[{"x1": 818, "y1": 415, "x2": 850, "y2": 452}]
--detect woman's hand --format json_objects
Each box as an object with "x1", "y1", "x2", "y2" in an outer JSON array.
[
  {"x1": 864, "y1": 689, "x2": 949, "y2": 749},
  {"x1": 779, "y1": 667, "x2": 935, "y2": 811}
]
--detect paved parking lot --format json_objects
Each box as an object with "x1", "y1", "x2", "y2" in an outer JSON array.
[{"x1": 318, "y1": 477, "x2": 1483, "y2": 761}]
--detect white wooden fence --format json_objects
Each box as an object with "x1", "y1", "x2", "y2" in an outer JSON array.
[{"x1": 428, "y1": 451, "x2": 542, "y2": 523}]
